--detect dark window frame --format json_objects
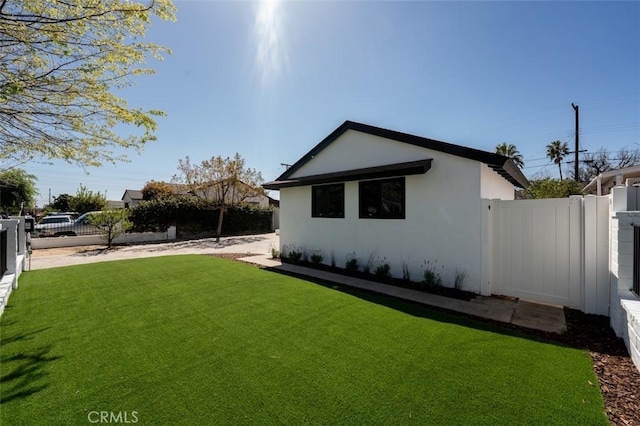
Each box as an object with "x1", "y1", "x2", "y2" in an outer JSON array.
[
  {"x1": 311, "y1": 183, "x2": 345, "y2": 218},
  {"x1": 358, "y1": 177, "x2": 406, "y2": 219}
]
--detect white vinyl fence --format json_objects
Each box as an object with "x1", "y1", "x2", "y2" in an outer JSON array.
[{"x1": 486, "y1": 195, "x2": 610, "y2": 315}]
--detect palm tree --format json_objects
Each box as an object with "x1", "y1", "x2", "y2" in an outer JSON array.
[
  {"x1": 495, "y1": 143, "x2": 524, "y2": 169},
  {"x1": 546, "y1": 140, "x2": 570, "y2": 180}
]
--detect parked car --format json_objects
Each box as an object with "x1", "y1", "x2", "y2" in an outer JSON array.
[
  {"x1": 43, "y1": 211, "x2": 79, "y2": 220},
  {"x1": 34, "y1": 212, "x2": 101, "y2": 237},
  {"x1": 34, "y1": 215, "x2": 75, "y2": 237}
]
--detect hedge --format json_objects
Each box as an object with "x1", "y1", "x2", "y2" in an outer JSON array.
[{"x1": 129, "y1": 197, "x2": 273, "y2": 237}]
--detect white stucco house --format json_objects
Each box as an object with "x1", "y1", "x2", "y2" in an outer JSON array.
[
  {"x1": 263, "y1": 120, "x2": 529, "y2": 294},
  {"x1": 583, "y1": 165, "x2": 640, "y2": 196}
]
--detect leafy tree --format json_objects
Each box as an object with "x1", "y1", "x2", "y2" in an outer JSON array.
[
  {"x1": 0, "y1": 0, "x2": 176, "y2": 168},
  {"x1": 172, "y1": 153, "x2": 264, "y2": 242},
  {"x1": 50, "y1": 193, "x2": 73, "y2": 212},
  {"x1": 89, "y1": 209, "x2": 132, "y2": 249},
  {"x1": 524, "y1": 177, "x2": 583, "y2": 199},
  {"x1": 68, "y1": 184, "x2": 107, "y2": 214},
  {"x1": 495, "y1": 143, "x2": 524, "y2": 168},
  {"x1": 546, "y1": 140, "x2": 570, "y2": 180},
  {"x1": 0, "y1": 168, "x2": 37, "y2": 214},
  {"x1": 568, "y1": 146, "x2": 640, "y2": 184},
  {"x1": 142, "y1": 180, "x2": 175, "y2": 201}
]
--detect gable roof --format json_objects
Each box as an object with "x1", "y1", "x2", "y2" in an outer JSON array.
[
  {"x1": 264, "y1": 121, "x2": 529, "y2": 189},
  {"x1": 121, "y1": 189, "x2": 143, "y2": 201}
]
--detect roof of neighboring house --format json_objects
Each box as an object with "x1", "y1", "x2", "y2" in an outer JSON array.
[
  {"x1": 583, "y1": 165, "x2": 640, "y2": 195},
  {"x1": 121, "y1": 189, "x2": 144, "y2": 201},
  {"x1": 263, "y1": 121, "x2": 530, "y2": 189}
]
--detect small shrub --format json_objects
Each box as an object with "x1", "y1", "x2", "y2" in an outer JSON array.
[
  {"x1": 402, "y1": 261, "x2": 411, "y2": 282},
  {"x1": 422, "y1": 260, "x2": 443, "y2": 289},
  {"x1": 374, "y1": 260, "x2": 391, "y2": 280},
  {"x1": 289, "y1": 250, "x2": 303, "y2": 264},
  {"x1": 310, "y1": 251, "x2": 324, "y2": 264},
  {"x1": 345, "y1": 251, "x2": 359, "y2": 272},
  {"x1": 454, "y1": 268, "x2": 467, "y2": 291},
  {"x1": 330, "y1": 250, "x2": 336, "y2": 268},
  {"x1": 269, "y1": 243, "x2": 280, "y2": 259},
  {"x1": 285, "y1": 244, "x2": 304, "y2": 264},
  {"x1": 363, "y1": 251, "x2": 378, "y2": 275}
]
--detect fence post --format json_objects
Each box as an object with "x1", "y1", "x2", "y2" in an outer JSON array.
[
  {"x1": 0, "y1": 220, "x2": 19, "y2": 288},
  {"x1": 583, "y1": 196, "x2": 611, "y2": 315},
  {"x1": 479, "y1": 199, "x2": 494, "y2": 296}
]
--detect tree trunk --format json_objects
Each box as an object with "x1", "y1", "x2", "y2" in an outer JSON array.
[
  {"x1": 215, "y1": 205, "x2": 225, "y2": 243},
  {"x1": 558, "y1": 163, "x2": 563, "y2": 181}
]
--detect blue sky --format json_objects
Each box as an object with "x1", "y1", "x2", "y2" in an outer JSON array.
[{"x1": 26, "y1": 0, "x2": 639, "y2": 206}]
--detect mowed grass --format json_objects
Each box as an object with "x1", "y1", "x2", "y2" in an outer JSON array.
[{"x1": 1, "y1": 255, "x2": 606, "y2": 425}]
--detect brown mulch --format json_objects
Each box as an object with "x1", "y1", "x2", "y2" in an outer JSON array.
[
  {"x1": 207, "y1": 253, "x2": 256, "y2": 261},
  {"x1": 558, "y1": 310, "x2": 640, "y2": 426}
]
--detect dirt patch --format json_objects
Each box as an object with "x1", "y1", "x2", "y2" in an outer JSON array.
[{"x1": 30, "y1": 245, "x2": 107, "y2": 258}]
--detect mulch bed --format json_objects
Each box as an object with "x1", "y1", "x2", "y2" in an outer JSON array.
[
  {"x1": 211, "y1": 254, "x2": 640, "y2": 425},
  {"x1": 560, "y1": 310, "x2": 639, "y2": 426}
]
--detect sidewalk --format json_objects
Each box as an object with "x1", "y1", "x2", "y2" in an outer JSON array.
[{"x1": 240, "y1": 254, "x2": 567, "y2": 334}]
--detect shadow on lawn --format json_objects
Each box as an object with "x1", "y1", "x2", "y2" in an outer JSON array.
[
  {"x1": 1, "y1": 324, "x2": 61, "y2": 403},
  {"x1": 270, "y1": 268, "x2": 629, "y2": 357}
]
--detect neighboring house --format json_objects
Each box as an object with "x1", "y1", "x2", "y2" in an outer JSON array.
[
  {"x1": 583, "y1": 165, "x2": 640, "y2": 196},
  {"x1": 122, "y1": 190, "x2": 144, "y2": 208},
  {"x1": 263, "y1": 120, "x2": 529, "y2": 294}
]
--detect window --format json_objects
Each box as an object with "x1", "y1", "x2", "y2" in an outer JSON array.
[
  {"x1": 359, "y1": 177, "x2": 405, "y2": 219},
  {"x1": 312, "y1": 184, "x2": 345, "y2": 218}
]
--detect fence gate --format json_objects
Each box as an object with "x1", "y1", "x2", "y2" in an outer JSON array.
[{"x1": 491, "y1": 198, "x2": 584, "y2": 309}]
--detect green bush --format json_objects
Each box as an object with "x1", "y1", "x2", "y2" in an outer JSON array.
[
  {"x1": 374, "y1": 262, "x2": 391, "y2": 280},
  {"x1": 345, "y1": 252, "x2": 359, "y2": 272},
  {"x1": 129, "y1": 197, "x2": 273, "y2": 237}
]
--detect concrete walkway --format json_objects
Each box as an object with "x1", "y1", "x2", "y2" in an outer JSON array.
[{"x1": 240, "y1": 254, "x2": 567, "y2": 334}]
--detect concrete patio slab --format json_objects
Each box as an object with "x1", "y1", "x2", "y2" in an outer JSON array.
[{"x1": 512, "y1": 299, "x2": 567, "y2": 334}]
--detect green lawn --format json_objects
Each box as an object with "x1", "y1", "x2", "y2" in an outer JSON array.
[{"x1": 1, "y1": 255, "x2": 606, "y2": 425}]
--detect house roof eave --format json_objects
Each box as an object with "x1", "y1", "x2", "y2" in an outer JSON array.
[
  {"x1": 263, "y1": 159, "x2": 432, "y2": 190},
  {"x1": 274, "y1": 120, "x2": 529, "y2": 189}
]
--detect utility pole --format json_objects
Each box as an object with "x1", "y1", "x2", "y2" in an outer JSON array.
[{"x1": 572, "y1": 103, "x2": 579, "y2": 181}]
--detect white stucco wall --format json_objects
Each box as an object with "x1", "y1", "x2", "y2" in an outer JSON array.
[
  {"x1": 289, "y1": 130, "x2": 433, "y2": 178},
  {"x1": 480, "y1": 163, "x2": 515, "y2": 200},
  {"x1": 279, "y1": 131, "x2": 515, "y2": 293}
]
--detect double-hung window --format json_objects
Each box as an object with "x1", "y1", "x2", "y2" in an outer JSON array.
[
  {"x1": 312, "y1": 183, "x2": 345, "y2": 218},
  {"x1": 359, "y1": 177, "x2": 405, "y2": 219}
]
